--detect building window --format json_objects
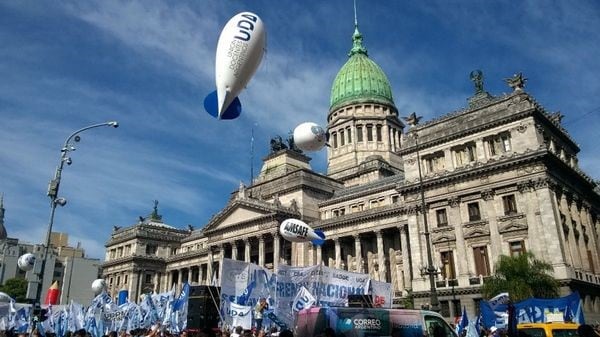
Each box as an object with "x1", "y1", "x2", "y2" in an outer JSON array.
[
  {"x1": 454, "y1": 142, "x2": 477, "y2": 166},
  {"x1": 125, "y1": 244, "x2": 131, "y2": 255},
  {"x1": 347, "y1": 127, "x2": 352, "y2": 143},
  {"x1": 440, "y1": 251, "x2": 456, "y2": 280},
  {"x1": 509, "y1": 240, "x2": 526, "y2": 256},
  {"x1": 124, "y1": 275, "x2": 128, "y2": 284},
  {"x1": 473, "y1": 246, "x2": 491, "y2": 276},
  {"x1": 171, "y1": 248, "x2": 177, "y2": 255},
  {"x1": 502, "y1": 195, "x2": 518, "y2": 215},
  {"x1": 109, "y1": 277, "x2": 113, "y2": 285},
  {"x1": 350, "y1": 203, "x2": 365, "y2": 213},
  {"x1": 424, "y1": 152, "x2": 445, "y2": 173},
  {"x1": 146, "y1": 244, "x2": 157, "y2": 255},
  {"x1": 367, "y1": 125, "x2": 373, "y2": 141},
  {"x1": 110, "y1": 249, "x2": 115, "y2": 259},
  {"x1": 391, "y1": 195, "x2": 400, "y2": 204},
  {"x1": 376, "y1": 125, "x2": 382, "y2": 141},
  {"x1": 440, "y1": 300, "x2": 450, "y2": 317},
  {"x1": 332, "y1": 132, "x2": 338, "y2": 148},
  {"x1": 145, "y1": 273, "x2": 152, "y2": 284},
  {"x1": 117, "y1": 276, "x2": 121, "y2": 285},
  {"x1": 357, "y1": 126, "x2": 363, "y2": 142},
  {"x1": 436, "y1": 209, "x2": 448, "y2": 227},
  {"x1": 117, "y1": 247, "x2": 123, "y2": 257},
  {"x1": 340, "y1": 130, "x2": 345, "y2": 146},
  {"x1": 486, "y1": 132, "x2": 511, "y2": 156},
  {"x1": 588, "y1": 250, "x2": 595, "y2": 274},
  {"x1": 467, "y1": 202, "x2": 481, "y2": 221}
]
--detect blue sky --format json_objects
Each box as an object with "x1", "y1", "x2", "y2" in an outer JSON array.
[{"x1": 1, "y1": 1, "x2": 599, "y2": 259}]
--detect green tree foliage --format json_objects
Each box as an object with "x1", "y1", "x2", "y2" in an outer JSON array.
[
  {"x1": 482, "y1": 252, "x2": 559, "y2": 302},
  {"x1": 0, "y1": 277, "x2": 28, "y2": 302}
]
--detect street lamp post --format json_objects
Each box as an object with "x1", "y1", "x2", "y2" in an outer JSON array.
[
  {"x1": 413, "y1": 130, "x2": 440, "y2": 313},
  {"x1": 33, "y1": 121, "x2": 118, "y2": 311}
]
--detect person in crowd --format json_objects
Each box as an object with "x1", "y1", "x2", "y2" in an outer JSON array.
[
  {"x1": 230, "y1": 326, "x2": 242, "y2": 337},
  {"x1": 278, "y1": 330, "x2": 293, "y2": 337},
  {"x1": 254, "y1": 298, "x2": 268, "y2": 333},
  {"x1": 578, "y1": 324, "x2": 600, "y2": 337}
]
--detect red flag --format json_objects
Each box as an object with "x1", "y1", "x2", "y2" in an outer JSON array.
[{"x1": 44, "y1": 281, "x2": 60, "y2": 305}]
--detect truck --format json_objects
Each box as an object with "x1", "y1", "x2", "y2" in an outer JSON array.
[{"x1": 294, "y1": 307, "x2": 458, "y2": 337}]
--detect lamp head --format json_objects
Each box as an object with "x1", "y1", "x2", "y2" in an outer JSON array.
[
  {"x1": 107, "y1": 121, "x2": 119, "y2": 128},
  {"x1": 54, "y1": 198, "x2": 67, "y2": 207}
]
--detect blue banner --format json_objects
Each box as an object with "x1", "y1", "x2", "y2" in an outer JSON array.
[{"x1": 481, "y1": 292, "x2": 584, "y2": 329}]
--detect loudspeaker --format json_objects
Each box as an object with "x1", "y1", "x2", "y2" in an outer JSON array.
[
  {"x1": 348, "y1": 294, "x2": 373, "y2": 308},
  {"x1": 187, "y1": 286, "x2": 221, "y2": 331}
]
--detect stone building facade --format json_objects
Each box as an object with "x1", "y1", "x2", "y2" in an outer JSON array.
[{"x1": 102, "y1": 24, "x2": 600, "y2": 322}]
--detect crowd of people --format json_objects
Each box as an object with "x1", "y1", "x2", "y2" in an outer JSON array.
[{"x1": 0, "y1": 327, "x2": 298, "y2": 337}]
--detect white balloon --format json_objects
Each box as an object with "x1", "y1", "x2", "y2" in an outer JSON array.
[
  {"x1": 91, "y1": 279, "x2": 107, "y2": 294},
  {"x1": 279, "y1": 218, "x2": 325, "y2": 245},
  {"x1": 204, "y1": 12, "x2": 266, "y2": 119},
  {"x1": 293, "y1": 122, "x2": 327, "y2": 152},
  {"x1": 17, "y1": 253, "x2": 35, "y2": 271}
]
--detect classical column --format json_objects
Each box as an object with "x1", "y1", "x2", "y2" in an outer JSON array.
[
  {"x1": 154, "y1": 272, "x2": 161, "y2": 292},
  {"x1": 218, "y1": 244, "x2": 224, "y2": 280},
  {"x1": 354, "y1": 234, "x2": 363, "y2": 273},
  {"x1": 232, "y1": 241, "x2": 238, "y2": 260},
  {"x1": 188, "y1": 268, "x2": 193, "y2": 285},
  {"x1": 177, "y1": 269, "x2": 183, "y2": 291},
  {"x1": 207, "y1": 250, "x2": 214, "y2": 284},
  {"x1": 399, "y1": 224, "x2": 410, "y2": 290},
  {"x1": 334, "y1": 238, "x2": 341, "y2": 269},
  {"x1": 198, "y1": 265, "x2": 204, "y2": 286},
  {"x1": 245, "y1": 238, "x2": 251, "y2": 262},
  {"x1": 316, "y1": 245, "x2": 322, "y2": 265},
  {"x1": 137, "y1": 269, "x2": 144, "y2": 302},
  {"x1": 259, "y1": 236, "x2": 265, "y2": 266},
  {"x1": 376, "y1": 230, "x2": 386, "y2": 281},
  {"x1": 273, "y1": 233, "x2": 280, "y2": 271},
  {"x1": 166, "y1": 270, "x2": 172, "y2": 291}
]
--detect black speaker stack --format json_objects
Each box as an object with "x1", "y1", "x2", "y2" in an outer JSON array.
[
  {"x1": 347, "y1": 294, "x2": 373, "y2": 308},
  {"x1": 186, "y1": 285, "x2": 221, "y2": 331}
]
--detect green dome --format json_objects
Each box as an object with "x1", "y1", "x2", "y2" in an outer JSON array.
[{"x1": 330, "y1": 26, "x2": 395, "y2": 111}]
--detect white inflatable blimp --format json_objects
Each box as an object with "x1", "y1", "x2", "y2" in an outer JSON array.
[
  {"x1": 293, "y1": 122, "x2": 328, "y2": 152},
  {"x1": 17, "y1": 253, "x2": 36, "y2": 271},
  {"x1": 91, "y1": 278, "x2": 107, "y2": 295},
  {"x1": 204, "y1": 12, "x2": 266, "y2": 120},
  {"x1": 279, "y1": 218, "x2": 326, "y2": 245}
]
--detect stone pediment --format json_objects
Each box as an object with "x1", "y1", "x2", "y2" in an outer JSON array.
[
  {"x1": 498, "y1": 220, "x2": 528, "y2": 234},
  {"x1": 203, "y1": 198, "x2": 300, "y2": 234}
]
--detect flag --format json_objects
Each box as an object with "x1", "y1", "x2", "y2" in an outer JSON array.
[
  {"x1": 15, "y1": 307, "x2": 29, "y2": 333},
  {"x1": 140, "y1": 294, "x2": 160, "y2": 327},
  {"x1": 172, "y1": 282, "x2": 190, "y2": 333},
  {"x1": 152, "y1": 288, "x2": 174, "y2": 323},
  {"x1": 488, "y1": 293, "x2": 510, "y2": 310},
  {"x1": 69, "y1": 300, "x2": 85, "y2": 331},
  {"x1": 456, "y1": 306, "x2": 469, "y2": 336},
  {"x1": 466, "y1": 314, "x2": 482, "y2": 337},
  {"x1": 292, "y1": 286, "x2": 316, "y2": 312},
  {"x1": 229, "y1": 302, "x2": 252, "y2": 329},
  {"x1": 236, "y1": 279, "x2": 256, "y2": 305}
]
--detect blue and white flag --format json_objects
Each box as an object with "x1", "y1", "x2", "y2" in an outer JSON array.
[
  {"x1": 466, "y1": 314, "x2": 482, "y2": 337},
  {"x1": 292, "y1": 286, "x2": 316, "y2": 312},
  {"x1": 236, "y1": 279, "x2": 256, "y2": 306},
  {"x1": 14, "y1": 307, "x2": 29, "y2": 333},
  {"x1": 70, "y1": 301, "x2": 85, "y2": 331},
  {"x1": 152, "y1": 288, "x2": 174, "y2": 322},
  {"x1": 456, "y1": 306, "x2": 469, "y2": 336}
]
